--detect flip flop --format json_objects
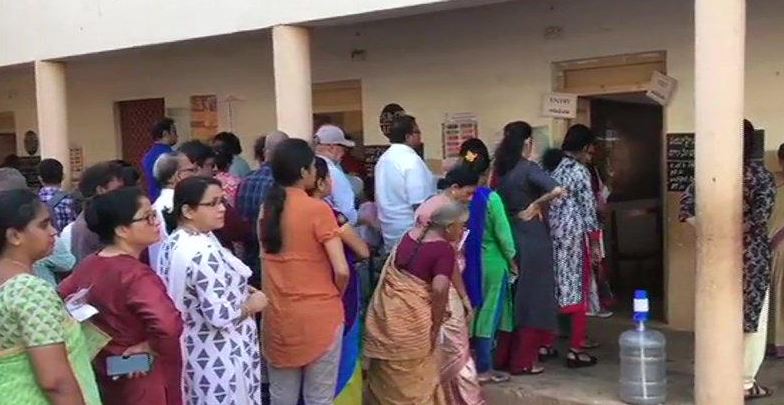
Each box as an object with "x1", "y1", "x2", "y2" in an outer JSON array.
[{"x1": 745, "y1": 383, "x2": 773, "y2": 400}]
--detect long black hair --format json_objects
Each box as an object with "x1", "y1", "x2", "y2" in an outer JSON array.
[
  {"x1": 545, "y1": 124, "x2": 597, "y2": 171},
  {"x1": 493, "y1": 121, "x2": 532, "y2": 179},
  {"x1": 85, "y1": 187, "x2": 146, "y2": 244},
  {"x1": 261, "y1": 139, "x2": 315, "y2": 254},
  {"x1": 0, "y1": 189, "x2": 43, "y2": 253},
  {"x1": 162, "y1": 176, "x2": 222, "y2": 233}
]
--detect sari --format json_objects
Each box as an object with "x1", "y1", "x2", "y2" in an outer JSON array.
[
  {"x1": 334, "y1": 212, "x2": 363, "y2": 405},
  {"x1": 415, "y1": 194, "x2": 484, "y2": 404},
  {"x1": 364, "y1": 251, "x2": 445, "y2": 404},
  {"x1": 0, "y1": 274, "x2": 108, "y2": 405}
]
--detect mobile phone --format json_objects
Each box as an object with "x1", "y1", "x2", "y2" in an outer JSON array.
[{"x1": 106, "y1": 353, "x2": 152, "y2": 377}]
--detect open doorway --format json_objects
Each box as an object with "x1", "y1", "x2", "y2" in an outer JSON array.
[
  {"x1": 586, "y1": 94, "x2": 664, "y2": 318},
  {"x1": 554, "y1": 51, "x2": 667, "y2": 320}
]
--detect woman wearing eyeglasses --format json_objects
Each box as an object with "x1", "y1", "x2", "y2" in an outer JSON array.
[
  {"x1": 157, "y1": 176, "x2": 267, "y2": 405},
  {"x1": 60, "y1": 187, "x2": 184, "y2": 405}
]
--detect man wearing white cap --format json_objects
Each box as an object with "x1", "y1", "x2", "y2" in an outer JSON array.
[{"x1": 314, "y1": 125, "x2": 358, "y2": 224}]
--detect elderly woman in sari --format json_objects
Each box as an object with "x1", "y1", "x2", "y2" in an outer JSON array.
[
  {"x1": 309, "y1": 156, "x2": 370, "y2": 404},
  {"x1": 157, "y1": 176, "x2": 268, "y2": 404},
  {"x1": 0, "y1": 189, "x2": 102, "y2": 405},
  {"x1": 364, "y1": 193, "x2": 471, "y2": 404}
]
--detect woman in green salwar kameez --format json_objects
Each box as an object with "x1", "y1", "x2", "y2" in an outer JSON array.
[
  {"x1": 0, "y1": 189, "x2": 103, "y2": 405},
  {"x1": 459, "y1": 140, "x2": 517, "y2": 384}
]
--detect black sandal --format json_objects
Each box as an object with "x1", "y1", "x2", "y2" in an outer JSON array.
[
  {"x1": 566, "y1": 349, "x2": 597, "y2": 368},
  {"x1": 538, "y1": 346, "x2": 559, "y2": 362},
  {"x1": 745, "y1": 383, "x2": 773, "y2": 400}
]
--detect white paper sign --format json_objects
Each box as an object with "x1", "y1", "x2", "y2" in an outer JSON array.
[
  {"x1": 646, "y1": 71, "x2": 677, "y2": 105},
  {"x1": 541, "y1": 93, "x2": 578, "y2": 119}
]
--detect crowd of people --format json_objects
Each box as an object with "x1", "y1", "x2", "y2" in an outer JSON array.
[{"x1": 1, "y1": 111, "x2": 779, "y2": 404}]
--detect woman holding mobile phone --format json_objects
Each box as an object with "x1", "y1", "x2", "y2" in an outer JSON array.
[
  {"x1": 0, "y1": 188, "x2": 102, "y2": 405},
  {"x1": 158, "y1": 176, "x2": 266, "y2": 405},
  {"x1": 60, "y1": 187, "x2": 184, "y2": 405}
]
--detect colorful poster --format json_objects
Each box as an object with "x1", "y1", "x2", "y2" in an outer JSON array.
[
  {"x1": 441, "y1": 113, "x2": 478, "y2": 159},
  {"x1": 190, "y1": 95, "x2": 218, "y2": 142}
]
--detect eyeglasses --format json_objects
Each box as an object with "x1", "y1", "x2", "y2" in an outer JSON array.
[
  {"x1": 198, "y1": 197, "x2": 228, "y2": 208},
  {"x1": 131, "y1": 212, "x2": 159, "y2": 226}
]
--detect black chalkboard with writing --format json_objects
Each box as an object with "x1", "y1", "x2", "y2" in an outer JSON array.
[
  {"x1": 362, "y1": 145, "x2": 390, "y2": 179},
  {"x1": 666, "y1": 133, "x2": 694, "y2": 192}
]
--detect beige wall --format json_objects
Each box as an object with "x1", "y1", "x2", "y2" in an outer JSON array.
[
  {"x1": 0, "y1": 0, "x2": 512, "y2": 67},
  {"x1": 3, "y1": 0, "x2": 784, "y2": 329}
]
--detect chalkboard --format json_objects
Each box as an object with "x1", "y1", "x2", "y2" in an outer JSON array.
[
  {"x1": 666, "y1": 133, "x2": 694, "y2": 192},
  {"x1": 361, "y1": 144, "x2": 425, "y2": 179},
  {"x1": 362, "y1": 145, "x2": 390, "y2": 179}
]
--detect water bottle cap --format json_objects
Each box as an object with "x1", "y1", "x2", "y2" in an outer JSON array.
[{"x1": 634, "y1": 290, "x2": 648, "y2": 300}]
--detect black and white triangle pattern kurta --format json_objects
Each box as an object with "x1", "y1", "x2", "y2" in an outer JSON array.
[{"x1": 158, "y1": 229, "x2": 262, "y2": 405}]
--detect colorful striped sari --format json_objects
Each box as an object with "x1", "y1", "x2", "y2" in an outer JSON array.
[{"x1": 334, "y1": 236, "x2": 363, "y2": 404}]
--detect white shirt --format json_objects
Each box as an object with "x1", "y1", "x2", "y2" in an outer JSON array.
[
  {"x1": 374, "y1": 143, "x2": 436, "y2": 251},
  {"x1": 318, "y1": 154, "x2": 358, "y2": 225},
  {"x1": 148, "y1": 188, "x2": 174, "y2": 271}
]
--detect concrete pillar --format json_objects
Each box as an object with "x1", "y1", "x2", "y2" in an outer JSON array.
[
  {"x1": 694, "y1": 0, "x2": 745, "y2": 404},
  {"x1": 272, "y1": 25, "x2": 313, "y2": 141},
  {"x1": 34, "y1": 61, "x2": 70, "y2": 182}
]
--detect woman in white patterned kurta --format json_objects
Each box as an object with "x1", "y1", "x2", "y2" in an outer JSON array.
[
  {"x1": 157, "y1": 176, "x2": 268, "y2": 404},
  {"x1": 545, "y1": 124, "x2": 600, "y2": 368}
]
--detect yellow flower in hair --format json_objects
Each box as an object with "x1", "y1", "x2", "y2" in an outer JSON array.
[{"x1": 465, "y1": 151, "x2": 478, "y2": 163}]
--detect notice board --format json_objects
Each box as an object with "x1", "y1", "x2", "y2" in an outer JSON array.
[{"x1": 666, "y1": 133, "x2": 694, "y2": 192}]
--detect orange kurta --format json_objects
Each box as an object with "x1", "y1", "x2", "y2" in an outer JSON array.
[{"x1": 262, "y1": 187, "x2": 344, "y2": 368}]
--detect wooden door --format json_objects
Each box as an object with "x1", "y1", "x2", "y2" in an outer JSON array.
[
  {"x1": 0, "y1": 133, "x2": 16, "y2": 163},
  {"x1": 117, "y1": 98, "x2": 165, "y2": 169}
]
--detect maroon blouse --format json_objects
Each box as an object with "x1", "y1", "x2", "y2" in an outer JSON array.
[
  {"x1": 60, "y1": 254, "x2": 183, "y2": 405},
  {"x1": 394, "y1": 234, "x2": 456, "y2": 283}
]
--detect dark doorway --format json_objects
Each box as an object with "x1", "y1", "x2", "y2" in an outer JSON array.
[{"x1": 588, "y1": 95, "x2": 664, "y2": 319}]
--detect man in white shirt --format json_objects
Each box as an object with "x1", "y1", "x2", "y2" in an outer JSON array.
[
  {"x1": 314, "y1": 125, "x2": 358, "y2": 224},
  {"x1": 148, "y1": 152, "x2": 198, "y2": 269},
  {"x1": 375, "y1": 114, "x2": 436, "y2": 251}
]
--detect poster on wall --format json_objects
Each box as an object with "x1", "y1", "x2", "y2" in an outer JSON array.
[
  {"x1": 541, "y1": 93, "x2": 578, "y2": 119},
  {"x1": 190, "y1": 95, "x2": 218, "y2": 142},
  {"x1": 441, "y1": 113, "x2": 478, "y2": 159},
  {"x1": 69, "y1": 146, "x2": 84, "y2": 185},
  {"x1": 666, "y1": 133, "x2": 694, "y2": 192}
]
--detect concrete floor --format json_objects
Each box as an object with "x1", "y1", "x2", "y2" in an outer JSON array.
[{"x1": 483, "y1": 316, "x2": 784, "y2": 404}]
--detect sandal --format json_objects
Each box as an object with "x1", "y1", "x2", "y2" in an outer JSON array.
[
  {"x1": 745, "y1": 383, "x2": 773, "y2": 400},
  {"x1": 478, "y1": 372, "x2": 510, "y2": 384},
  {"x1": 566, "y1": 349, "x2": 598, "y2": 368},
  {"x1": 538, "y1": 346, "x2": 559, "y2": 362},
  {"x1": 510, "y1": 366, "x2": 544, "y2": 375}
]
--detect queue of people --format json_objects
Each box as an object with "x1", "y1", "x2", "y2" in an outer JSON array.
[{"x1": 4, "y1": 111, "x2": 777, "y2": 405}]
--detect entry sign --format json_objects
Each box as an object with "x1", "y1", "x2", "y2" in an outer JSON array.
[
  {"x1": 646, "y1": 71, "x2": 677, "y2": 106},
  {"x1": 541, "y1": 93, "x2": 577, "y2": 119}
]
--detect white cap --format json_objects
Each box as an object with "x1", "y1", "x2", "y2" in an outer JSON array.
[{"x1": 315, "y1": 125, "x2": 355, "y2": 148}]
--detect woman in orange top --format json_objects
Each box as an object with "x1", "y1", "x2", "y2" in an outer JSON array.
[{"x1": 260, "y1": 138, "x2": 350, "y2": 405}]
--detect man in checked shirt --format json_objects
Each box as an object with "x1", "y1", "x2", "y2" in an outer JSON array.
[{"x1": 37, "y1": 158, "x2": 78, "y2": 233}]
